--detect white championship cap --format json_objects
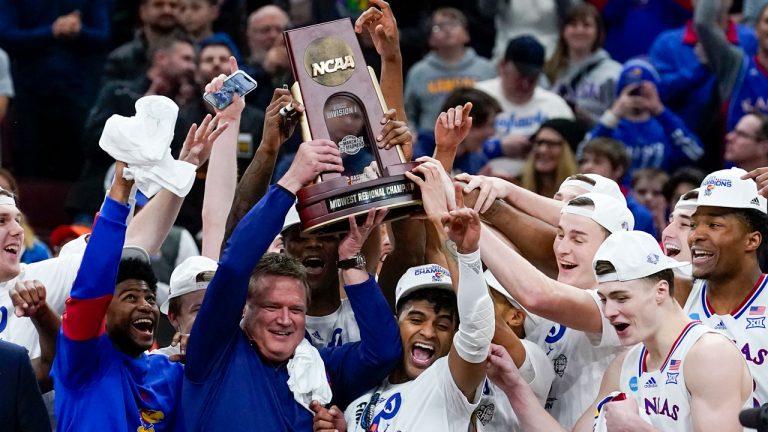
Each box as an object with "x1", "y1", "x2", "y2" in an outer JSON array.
[
  {"x1": 593, "y1": 231, "x2": 688, "y2": 283},
  {"x1": 673, "y1": 188, "x2": 699, "y2": 211},
  {"x1": 692, "y1": 168, "x2": 767, "y2": 214},
  {"x1": 561, "y1": 192, "x2": 634, "y2": 233},
  {"x1": 161, "y1": 255, "x2": 218, "y2": 314},
  {"x1": 484, "y1": 270, "x2": 539, "y2": 330},
  {"x1": 559, "y1": 174, "x2": 626, "y2": 204},
  {"x1": 395, "y1": 264, "x2": 453, "y2": 307},
  {"x1": 281, "y1": 201, "x2": 301, "y2": 234}
]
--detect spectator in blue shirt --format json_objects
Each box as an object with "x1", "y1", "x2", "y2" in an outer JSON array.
[{"x1": 583, "y1": 59, "x2": 704, "y2": 180}]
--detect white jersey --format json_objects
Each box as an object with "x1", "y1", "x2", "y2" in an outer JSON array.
[
  {"x1": 474, "y1": 78, "x2": 574, "y2": 139},
  {"x1": 475, "y1": 339, "x2": 554, "y2": 432},
  {"x1": 344, "y1": 357, "x2": 480, "y2": 432},
  {"x1": 305, "y1": 298, "x2": 360, "y2": 350},
  {"x1": 0, "y1": 254, "x2": 82, "y2": 357},
  {"x1": 594, "y1": 321, "x2": 750, "y2": 432},
  {"x1": 535, "y1": 289, "x2": 624, "y2": 429},
  {"x1": 684, "y1": 275, "x2": 768, "y2": 406}
]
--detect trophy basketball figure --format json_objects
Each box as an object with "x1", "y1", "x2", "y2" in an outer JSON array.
[{"x1": 284, "y1": 18, "x2": 421, "y2": 234}]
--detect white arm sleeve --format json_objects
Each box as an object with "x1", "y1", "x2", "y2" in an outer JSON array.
[{"x1": 454, "y1": 249, "x2": 495, "y2": 363}]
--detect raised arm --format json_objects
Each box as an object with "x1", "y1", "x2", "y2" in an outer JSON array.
[
  {"x1": 186, "y1": 140, "x2": 343, "y2": 381},
  {"x1": 460, "y1": 189, "x2": 558, "y2": 278},
  {"x1": 694, "y1": 0, "x2": 745, "y2": 100},
  {"x1": 201, "y1": 57, "x2": 244, "y2": 260},
  {"x1": 55, "y1": 162, "x2": 133, "y2": 387},
  {"x1": 220, "y1": 88, "x2": 303, "y2": 254},
  {"x1": 457, "y1": 173, "x2": 563, "y2": 226},
  {"x1": 444, "y1": 191, "x2": 494, "y2": 400},
  {"x1": 322, "y1": 209, "x2": 403, "y2": 407},
  {"x1": 480, "y1": 224, "x2": 604, "y2": 333},
  {"x1": 125, "y1": 114, "x2": 228, "y2": 254},
  {"x1": 10, "y1": 280, "x2": 61, "y2": 392},
  {"x1": 433, "y1": 103, "x2": 473, "y2": 173}
]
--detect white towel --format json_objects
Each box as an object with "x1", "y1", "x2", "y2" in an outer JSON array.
[
  {"x1": 286, "y1": 338, "x2": 333, "y2": 412},
  {"x1": 99, "y1": 95, "x2": 196, "y2": 198}
]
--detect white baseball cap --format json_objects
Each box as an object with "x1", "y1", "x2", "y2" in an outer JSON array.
[
  {"x1": 673, "y1": 188, "x2": 699, "y2": 211},
  {"x1": 282, "y1": 202, "x2": 301, "y2": 233},
  {"x1": 693, "y1": 168, "x2": 767, "y2": 214},
  {"x1": 161, "y1": 255, "x2": 218, "y2": 314},
  {"x1": 484, "y1": 270, "x2": 538, "y2": 328},
  {"x1": 559, "y1": 174, "x2": 626, "y2": 205},
  {"x1": 593, "y1": 231, "x2": 688, "y2": 283},
  {"x1": 395, "y1": 264, "x2": 453, "y2": 307},
  {"x1": 561, "y1": 192, "x2": 635, "y2": 233}
]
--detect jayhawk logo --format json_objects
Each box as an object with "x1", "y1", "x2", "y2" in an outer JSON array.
[
  {"x1": 432, "y1": 271, "x2": 445, "y2": 282},
  {"x1": 137, "y1": 410, "x2": 165, "y2": 432}
]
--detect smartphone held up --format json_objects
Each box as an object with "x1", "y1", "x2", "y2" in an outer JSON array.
[{"x1": 203, "y1": 70, "x2": 258, "y2": 110}]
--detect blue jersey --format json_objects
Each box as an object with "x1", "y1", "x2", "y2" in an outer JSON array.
[
  {"x1": 51, "y1": 197, "x2": 185, "y2": 432},
  {"x1": 726, "y1": 55, "x2": 768, "y2": 131}
]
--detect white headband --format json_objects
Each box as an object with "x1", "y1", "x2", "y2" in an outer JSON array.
[
  {"x1": 0, "y1": 195, "x2": 17, "y2": 207},
  {"x1": 560, "y1": 179, "x2": 594, "y2": 193}
]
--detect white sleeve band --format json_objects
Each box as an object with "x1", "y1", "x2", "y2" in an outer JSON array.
[
  {"x1": 599, "y1": 110, "x2": 619, "y2": 128},
  {"x1": 453, "y1": 249, "x2": 495, "y2": 364}
]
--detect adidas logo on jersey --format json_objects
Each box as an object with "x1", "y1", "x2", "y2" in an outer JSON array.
[
  {"x1": 644, "y1": 377, "x2": 657, "y2": 388},
  {"x1": 311, "y1": 331, "x2": 323, "y2": 341},
  {"x1": 715, "y1": 320, "x2": 726, "y2": 330},
  {"x1": 751, "y1": 197, "x2": 761, "y2": 206}
]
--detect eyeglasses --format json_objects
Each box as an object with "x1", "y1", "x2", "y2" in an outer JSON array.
[{"x1": 432, "y1": 21, "x2": 462, "y2": 33}]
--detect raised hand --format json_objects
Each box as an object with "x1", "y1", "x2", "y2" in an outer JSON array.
[
  {"x1": 278, "y1": 139, "x2": 343, "y2": 193},
  {"x1": 441, "y1": 183, "x2": 481, "y2": 254},
  {"x1": 377, "y1": 108, "x2": 413, "y2": 159},
  {"x1": 742, "y1": 167, "x2": 768, "y2": 198},
  {"x1": 11, "y1": 280, "x2": 48, "y2": 318},
  {"x1": 263, "y1": 88, "x2": 306, "y2": 151},
  {"x1": 178, "y1": 113, "x2": 229, "y2": 167},
  {"x1": 354, "y1": 0, "x2": 400, "y2": 61},
  {"x1": 205, "y1": 56, "x2": 246, "y2": 120},
  {"x1": 338, "y1": 208, "x2": 389, "y2": 260},
  {"x1": 435, "y1": 102, "x2": 473, "y2": 154},
  {"x1": 454, "y1": 173, "x2": 512, "y2": 214},
  {"x1": 405, "y1": 158, "x2": 455, "y2": 219}
]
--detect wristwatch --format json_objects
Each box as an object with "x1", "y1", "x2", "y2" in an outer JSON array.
[{"x1": 337, "y1": 253, "x2": 366, "y2": 270}]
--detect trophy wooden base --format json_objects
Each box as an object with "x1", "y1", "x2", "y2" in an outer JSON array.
[{"x1": 296, "y1": 163, "x2": 422, "y2": 235}]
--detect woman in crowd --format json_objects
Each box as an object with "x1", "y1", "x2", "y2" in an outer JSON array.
[
  {"x1": 520, "y1": 118, "x2": 583, "y2": 198},
  {"x1": 544, "y1": 3, "x2": 621, "y2": 126}
]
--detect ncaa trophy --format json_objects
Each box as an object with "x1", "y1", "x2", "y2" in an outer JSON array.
[{"x1": 284, "y1": 18, "x2": 421, "y2": 234}]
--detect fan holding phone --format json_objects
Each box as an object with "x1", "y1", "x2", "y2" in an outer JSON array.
[{"x1": 204, "y1": 69, "x2": 258, "y2": 110}]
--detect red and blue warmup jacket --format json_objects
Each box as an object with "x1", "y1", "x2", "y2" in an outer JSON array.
[{"x1": 51, "y1": 197, "x2": 185, "y2": 432}]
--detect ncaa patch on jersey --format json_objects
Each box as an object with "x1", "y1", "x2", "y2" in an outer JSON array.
[{"x1": 629, "y1": 376, "x2": 638, "y2": 392}]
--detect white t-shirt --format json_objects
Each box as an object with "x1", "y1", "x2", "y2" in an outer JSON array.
[
  {"x1": 475, "y1": 338, "x2": 554, "y2": 431},
  {"x1": 474, "y1": 78, "x2": 574, "y2": 139},
  {"x1": 0, "y1": 48, "x2": 13, "y2": 98},
  {"x1": 684, "y1": 276, "x2": 768, "y2": 406},
  {"x1": 533, "y1": 289, "x2": 624, "y2": 430},
  {"x1": 305, "y1": 298, "x2": 360, "y2": 349},
  {"x1": 0, "y1": 254, "x2": 83, "y2": 357},
  {"x1": 344, "y1": 357, "x2": 481, "y2": 432}
]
